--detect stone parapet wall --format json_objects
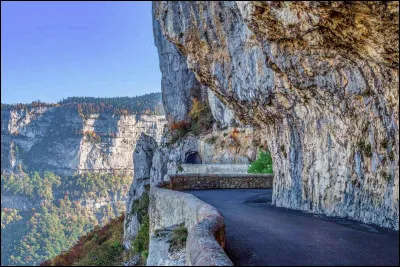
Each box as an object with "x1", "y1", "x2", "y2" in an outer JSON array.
[
  {"x1": 167, "y1": 173, "x2": 273, "y2": 191},
  {"x1": 180, "y1": 164, "x2": 250, "y2": 174},
  {"x1": 149, "y1": 182, "x2": 233, "y2": 266},
  {"x1": 148, "y1": 173, "x2": 273, "y2": 266}
]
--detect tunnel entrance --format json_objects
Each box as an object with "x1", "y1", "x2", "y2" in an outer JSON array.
[{"x1": 185, "y1": 151, "x2": 202, "y2": 164}]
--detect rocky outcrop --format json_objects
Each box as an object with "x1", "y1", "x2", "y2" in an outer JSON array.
[
  {"x1": 153, "y1": 17, "x2": 203, "y2": 123},
  {"x1": 1, "y1": 107, "x2": 166, "y2": 176},
  {"x1": 154, "y1": 10, "x2": 237, "y2": 128},
  {"x1": 123, "y1": 133, "x2": 157, "y2": 249},
  {"x1": 153, "y1": 1, "x2": 399, "y2": 229},
  {"x1": 207, "y1": 89, "x2": 237, "y2": 128}
]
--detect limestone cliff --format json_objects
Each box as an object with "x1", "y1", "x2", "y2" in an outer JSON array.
[
  {"x1": 1, "y1": 106, "x2": 166, "y2": 176},
  {"x1": 124, "y1": 133, "x2": 157, "y2": 249},
  {"x1": 153, "y1": 1, "x2": 399, "y2": 229},
  {"x1": 154, "y1": 13, "x2": 238, "y2": 128}
]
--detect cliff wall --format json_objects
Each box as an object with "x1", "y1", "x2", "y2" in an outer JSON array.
[
  {"x1": 123, "y1": 133, "x2": 157, "y2": 249},
  {"x1": 153, "y1": 1, "x2": 399, "y2": 229},
  {"x1": 1, "y1": 106, "x2": 166, "y2": 176}
]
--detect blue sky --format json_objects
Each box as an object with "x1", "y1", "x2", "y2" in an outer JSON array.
[{"x1": 1, "y1": 1, "x2": 161, "y2": 104}]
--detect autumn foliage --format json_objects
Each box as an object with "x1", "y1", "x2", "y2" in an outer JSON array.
[
  {"x1": 40, "y1": 215, "x2": 126, "y2": 266},
  {"x1": 167, "y1": 98, "x2": 214, "y2": 144},
  {"x1": 229, "y1": 128, "x2": 240, "y2": 144},
  {"x1": 170, "y1": 120, "x2": 190, "y2": 131},
  {"x1": 82, "y1": 131, "x2": 101, "y2": 143}
]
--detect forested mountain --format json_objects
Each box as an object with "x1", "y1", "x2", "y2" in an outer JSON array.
[{"x1": 1, "y1": 92, "x2": 164, "y2": 116}]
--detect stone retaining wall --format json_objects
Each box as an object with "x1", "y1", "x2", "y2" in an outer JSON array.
[
  {"x1": 149, "y1": 173, "x2": 273, "y2": 266},
  {"x1": 167, "y1": 173, "x2": 273, "y2": 191}
]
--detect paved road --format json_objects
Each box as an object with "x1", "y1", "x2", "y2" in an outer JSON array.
[{"x1": 186, "y1": 189, "x2": 399, "y2": 266}]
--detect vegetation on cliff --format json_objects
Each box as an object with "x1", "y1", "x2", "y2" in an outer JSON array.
[
  {"x1": 131, "y1": 214, "x2": 150, "y2": 264},
  {"x1": 40, "y1": 215, "x2": 127, "y2": 266},
  {"x1": 40, "y1": 181, "x2": 151, "y2": 267},
  {"x1": 130, "y1": 185, "x2": 150, "y2": 264},
  {"x1": 168, "y1": 98, "x2": 214, "y2": 144},
  {"x1": 168, "y1": 223, "x2": 188, "y2": 252},
  {"x1": 1, "y1": 101, "x2": 60, "y2": 110},
  {"x1": 9, "y1": 197, "x2": 98, "y2": 265},
  {"x1": 1, "y1": 171, "x2": 131, "y2": 202},
  {"x1": 1, "y1": 171, "x2": 61, "y2": 201},
  {"x1": 1, "y1": 170, "x2": 131, "y2": 266}
]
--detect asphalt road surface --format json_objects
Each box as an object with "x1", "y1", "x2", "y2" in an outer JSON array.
[{"x1": 186, "y1": 189, "x2": 399, "y2": 266}]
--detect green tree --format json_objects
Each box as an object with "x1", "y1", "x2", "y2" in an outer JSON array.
[{"x1": 248, "y1": 149, "x2": 274, "y2": 174}]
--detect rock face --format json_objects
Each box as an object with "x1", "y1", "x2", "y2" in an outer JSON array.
[
  {"x1": 207, "y1": 89, "x2": 237, "y2": 128},
  {"x1": 0, "y1": 194, "x2": 42, "y2": 211},
  {"x1": 150, "y1": 127, "x2": 258, "y2": 186},
  {"x1": 154, "y1": 11, "x2": 237, "y2": 128},
  {"x1": 1, "y1": 107, "x2": 166, "y2": 176},
  {"x1": 153, "y1": 1, "x2": 399, "y2": 229},
  {"x1": 153, "y1": 17, "x2": 202, "y2": 123},
  {"x1": 146, "y1": 225, "x2": 186, "y2": 266},
  {"x1": 124, "y1": 133, "x2": 157, "y2": 249}
]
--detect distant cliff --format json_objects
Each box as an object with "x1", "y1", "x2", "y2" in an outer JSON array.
[{"x1": 1, "y1": 94, "x2": 166, "y2": 176}]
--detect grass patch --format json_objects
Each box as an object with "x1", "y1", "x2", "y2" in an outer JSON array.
[
  {"x1": 154, "y1": 227, "x2": 167, "y2": 238},
  {"x1": 357, "y1": 140, "x2": 366, "y2": 151},
  {"x1": 206, "y1": 135, "x2": 218, "y2": 144},
  {"x1": 169, "y1": 121, "x2": 190, "y2": 144},
  {"x1": 357, "y1": 141, "x2": 373, "y2": 157},
  {"x1": 381, "y1": 171, "x2": 392, "y2": 182},
  {"x1": 168, "y1": 223, "x2": 188, "y2": 252},
  {"x1": 380, "y1": 138, "x2": 388, "y2": 149}
]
